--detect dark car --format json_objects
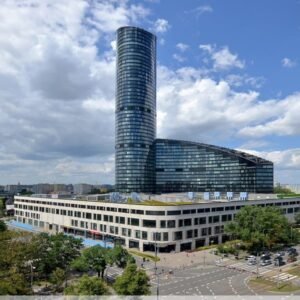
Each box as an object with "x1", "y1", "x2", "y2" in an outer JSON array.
[
  {"x1": 261, "y1": 255, "x2": 271, "y2": 261},
  {"x1": 287, "y1": 247, "x2": 297, "y2": 254},
  {"x1": 274, "y1": 259, "x2": 285, "y2": 266}
]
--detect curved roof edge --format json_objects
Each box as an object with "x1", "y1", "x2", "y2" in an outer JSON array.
[
  {"x1": 155, "y1": 138, "x2": 273, "y2": 165},
  {"x1": 117, "y1": 26, "x2": 156, "y2": 38}
]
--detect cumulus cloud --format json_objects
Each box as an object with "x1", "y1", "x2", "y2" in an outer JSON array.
[
  {"x1": 152, "y1": 18, "x2": 170, "y2": 33},
  {"x1": 176, "y1": 43, "x2": 189, "y2": 52},
  {"x1": 157, "y1": 64, "x2": 300, "y2": 145},
  {"x1": 1, "y1": 0, "x2": 300, "y2": 185},
  {"x1": 172, "y1": 53, "x2": 186, "y2": 63},
  {"x1": 282, "y1": 57, "x2": 297, "y2": 68},
  {"x1": 200, "y1": 44, "x2": 245, "y2": 70},
  {"x1": 0, "y1": 0, "x2": 148, "y2": 184}
]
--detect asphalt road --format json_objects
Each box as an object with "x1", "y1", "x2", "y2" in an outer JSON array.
[{"x1": 150, "y1": 265, "x2": 256, "y2": 296}]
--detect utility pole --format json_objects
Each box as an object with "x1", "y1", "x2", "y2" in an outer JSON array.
[
  {"x1": 256, "y1": 251, "x2": 259, "y2": 277},
  {"x1": 154, "y1": 232, "x2": 159, "y2": 300}
]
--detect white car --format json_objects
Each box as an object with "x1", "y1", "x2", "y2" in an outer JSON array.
[{"x1": 260, "y1": 259, "x2": 272, "y2": 266}]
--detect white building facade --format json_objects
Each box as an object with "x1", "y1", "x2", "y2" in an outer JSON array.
[{"x1": 14, "y1": 196, "x2": 300, "y2": 252}]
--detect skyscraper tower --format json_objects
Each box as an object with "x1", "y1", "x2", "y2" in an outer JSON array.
[{"x1": 115, "y1": 26, "x2": 156, "y2": 193}]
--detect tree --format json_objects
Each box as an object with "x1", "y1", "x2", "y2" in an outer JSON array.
[
  {"x1": 32, "y1": 233, "x2": 83, "y2": 277},
  {"x1": 0, "y1": 271, "x2": 32, "y2": 295},
  {"x1": 225, "y1": 206, "x2": 299, "y2": 251},
  {"x1": 113, "y1": 263, "x2": 150, "y2": 295},
  {"x1": 70, "y1": 256, "x2": 89, "y2": 272},
  {"x1": 294, "y1": 212, "x2": 300, "y2": 225},
  {"x1": 64, "y1": 275, "x2": 110, "y2": 295},
  {"x1": 0, "y1": 198, "x2": 4, "y2": 217},
  {"x1": 82, "y1": 245, "x2": 109, "y2": 278},
  {"x1": 50, "y1": 268, "x2": 66, "y2": 292},
  {"x1": 109, "y1": 244, "x2": 131, "y2": 268},
  {"x1": 0, "y1": 220, "x2": 7, "y2": 232},
  {"x1": 274, "y1": 186, "x2": 294, "y2": 194}
]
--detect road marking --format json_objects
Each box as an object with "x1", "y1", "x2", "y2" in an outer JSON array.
[{"x1": 270, "y1": 272, "x2": 298, "y2": 282}]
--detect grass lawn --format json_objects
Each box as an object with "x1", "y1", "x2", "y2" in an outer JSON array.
[
  {"x1": 129, "y1": 250, "x2": 160, "y2": 262},
  {"x1": 250, "y1": 277, "x2": 300, "y2": 293},
  {"x1": 287, "y1": 266, "x2": 300, "y2": 277}
]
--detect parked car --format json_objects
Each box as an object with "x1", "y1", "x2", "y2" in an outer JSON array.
[
  {"x1": 287, "y1": 256, "x2": 297, "y2": 263},
  {"x1": 261, "y1": 255, "x2": 271, "y2": 261},
  {"x1": 287, "y1": 247, "x2": 297, "y2": 254},
  {"x1": 245, "y1": 255, "x2": 256, "y2": 261},
  {"x1": 260, "y1": 259, "x2": 272, "y2": 266},
  {"x1": 274, "y1": 251, "x2": 285, "y2": 257},
  {"x1": 274, "y1": 259, "x2": 285, "y2": 266},
  {"x1": 247, "y1": 260, "x2": 256, "y2": 266}
]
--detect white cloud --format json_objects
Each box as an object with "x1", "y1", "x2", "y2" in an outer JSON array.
[
  {"x1": 152, "y1": 18, "x2": 170, "y2": 33},
  {"x1": 172, "y1": 53, "x2": 186, "y2": 62},
  {"x1": 282, "y1": 57, "x2": 297, "y2": 68},
  {"x1": 0, "y1": 0, "x2": 149, "y2": 184},
  {"x1": 226, "y1": 74, "x2": 265, "y2": 89},
  {"x1": 199, "y1": 44, "x2": 245, "y2": 70},
  {"x1": 176, "y1": 43, "x2": 189, "y2": 52},
  {"x1": 1, "y1": 0, "x2": 300, "y2": 185},
  {"x1": 157, "y1": 64, "x2": 300, "y2": 143},
  {"x1": 186, "y1": 5, "x2": 213, "y2": 16}
]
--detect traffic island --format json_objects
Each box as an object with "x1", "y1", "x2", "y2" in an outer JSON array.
[{"x1": 249, "y1": 277, "x2": 300, "y2": 294}]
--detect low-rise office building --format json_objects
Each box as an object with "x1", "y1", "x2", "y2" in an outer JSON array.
[{"x1": 14, "y1": 195, "x2": 300, "y2": 252}]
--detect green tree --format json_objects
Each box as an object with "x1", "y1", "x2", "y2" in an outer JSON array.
[
  {"x1": 0, "y1": 198, "x2": 5, "y2": 217},
  {"x1": 0, "y1": 220, "x2": 7, "y2": 232},
  {"x1": 70, "y1": 256, "x2": 89, "y2": 272},
  {"x1": 50, "y1": 267, "x2": 66, "y2": 292},
  {"x1": 225, "y1": 206, "x2": 299, "y2": 251},
  {"x1": 32, "y1": 233, "x2": 83, "y2": 277},
  {"x1": 64, "y1": 275, "x2": 110, "y2": 295},
  {"x1": 294, "y1": 212, "x2": 300, "y2": 225},
  {"x1": 82, "y1": 245, "x2": 109, "y2": 278},
  {"x1": 113, "y1": 263, "x2": 150, "y2": 295},
  {"x1": 274, "y1": 186, "x2": 294, "y2": 194},
  {"x1": 0, "y1": 267, "x2": 32, "y2": 295},
  {"x1": 109, "y1": 244, "x2": 131, "y2": 268}
]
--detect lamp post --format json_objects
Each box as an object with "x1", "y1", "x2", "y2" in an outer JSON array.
[{"x1": 154, "y1": 232, "x2": 159, "y2": 300}]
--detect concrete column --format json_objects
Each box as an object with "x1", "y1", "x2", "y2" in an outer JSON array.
[
  {"x1": 205, "y1": 237, "x2": 210, "y2": 246},
  {"x1": 218, "y1": 235, "x2": 222, "y2": 245},
  {"x1": 191, "y1": 239, "x2": 196, "y2": 251},
  {"x1": 139, "y1": 242, "x2": 144, "y2": 252},
  {"x1": 175, "y1": 242, "x2": 181, "y2": 253}
]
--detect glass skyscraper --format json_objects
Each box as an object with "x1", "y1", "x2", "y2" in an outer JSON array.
[
  {"x1": 115, "y1": 26, "x2": 274, "y2": 194},
  {"x1": 115, "y1": 26, "x2": 156, "y2": 193}
]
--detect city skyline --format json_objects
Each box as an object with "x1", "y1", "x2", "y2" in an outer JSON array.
[{"x1": 1, "y1": 0, "x2": 300, "y2": 184}]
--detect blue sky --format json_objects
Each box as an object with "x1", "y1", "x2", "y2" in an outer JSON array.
[{"x1": 0, "y1": 0, "x2": 299, "y2": 185}]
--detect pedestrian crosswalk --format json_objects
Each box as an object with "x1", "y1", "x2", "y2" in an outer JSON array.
[
  {"x1": 224, "y1": 262, "x2": 273, "y2": 275},
  {"x1": 270, "y1": 272, "x2": 298, "y2": 282}
]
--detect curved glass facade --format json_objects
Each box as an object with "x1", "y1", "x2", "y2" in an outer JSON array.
[
  {"x1": 115, "y1": 27, "x2": 156, "y2": 193},
  {"x1": 155, "y1": 139, "x2": 273, "y2": 193}
]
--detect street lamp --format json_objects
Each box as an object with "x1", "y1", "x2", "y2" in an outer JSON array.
[{"x1": 154, "y1": 232, "x2": 159, "y2": 300}]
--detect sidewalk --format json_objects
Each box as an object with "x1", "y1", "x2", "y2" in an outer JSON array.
[{"x1": 153, "y1": 249, "x2": 218, "y2": 270}]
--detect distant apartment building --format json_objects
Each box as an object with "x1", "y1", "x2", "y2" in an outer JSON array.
[
  {"x1": 5, "y1": 184, "x2": 32, "y2": 194},
  {"x1": 73, "y1": 184, "x2": 93, "y2": 195},
  {"x1": 52, "y1": 184, "x2": 68, "y2": 193},
  {"x1": 32, "y1": 184, "x2": 53, "y2": 194}
]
